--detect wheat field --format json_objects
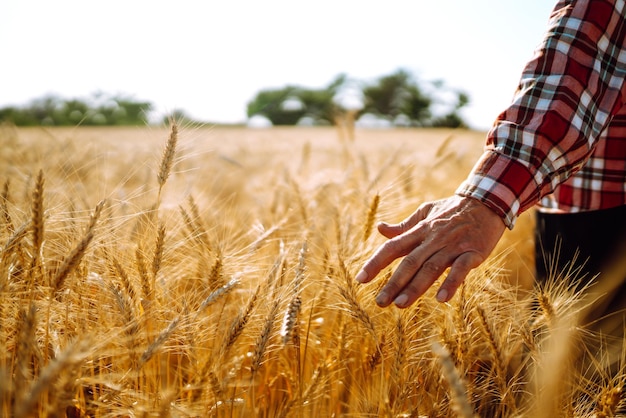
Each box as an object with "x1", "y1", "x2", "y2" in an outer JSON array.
[{"x1": 0, "y1": 122, "x2": 624, "y2": 417}]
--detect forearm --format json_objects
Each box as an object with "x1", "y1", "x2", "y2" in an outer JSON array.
[{"x1": 459, "y1": 0, "x2": 626, "y2": 228}]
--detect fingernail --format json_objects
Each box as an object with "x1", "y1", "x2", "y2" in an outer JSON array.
[
  {"x1": 394, "y1": 293, "x2": 408, "y2": 307},
  {"x1": 436, "y1": 289, "x2": 448, "y2": 302},
  {"x1": 376, "y1": 291, "x2": 389, "y2": 306},
  {"x1": 355, "y1": 270, "x2": 368, "y2": 283}
]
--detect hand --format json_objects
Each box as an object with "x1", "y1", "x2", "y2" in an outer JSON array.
[{"x1": 355, "y1": 195, "x2": 506, "y2": 308}]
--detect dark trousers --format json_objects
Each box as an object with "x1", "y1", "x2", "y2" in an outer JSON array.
[
  {"x1": 535, "y1": 205, "x2": 626, "y2": 287},
  {"x1": 535, "y1": 205, "x2": 626, "y2": 371}
]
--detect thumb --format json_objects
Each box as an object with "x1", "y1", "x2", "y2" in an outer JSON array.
[
  {"x1": 377, "y1": 221, "x2": 405, "y2": 238},
  {"x1": 377, "y1": 202, "x2": 434, "y2": 238}
]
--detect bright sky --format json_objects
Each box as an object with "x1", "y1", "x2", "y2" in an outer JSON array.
[{"x1": 1, "y1": 0, "x2": 555, "y2": 130}]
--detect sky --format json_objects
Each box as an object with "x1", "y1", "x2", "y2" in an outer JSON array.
[{"x1": 0, "y1": 0, "x2": 556, "y2": 130}]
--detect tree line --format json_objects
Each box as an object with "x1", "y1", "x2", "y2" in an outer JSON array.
[
  {"x1": 247, "y1": 69, "x2": 470, "y2": 128},
  {"x1": 0, "y1": 92, "x2": 154, "y2": 126},
  {"x1": 0, "y1": 69, "x2": 470, "y2": 128}
]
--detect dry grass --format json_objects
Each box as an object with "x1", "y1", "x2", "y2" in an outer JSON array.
[{"x1": 0, "y1": 122, "x2": 623, "y2": 417}]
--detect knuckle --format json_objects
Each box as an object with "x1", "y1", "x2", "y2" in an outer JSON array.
[
  {"x1": 383, "y1": 279, "x2": 403, "y2": 296},
  {"x1": 444, "y1": 271, "x2": 464, "y2": 287},
  {"x1": 421, "y1": 260, "x2": 443, "y2": 276},
  {"x1": 401, "y1": 253, "x2": 421, "y2": 270},
  {"x1": 383, "y1": 237, "x2": 408, "y2": 257},
  {"x1": 401, "y1": 281, "x2": 428, "y2": 302}
]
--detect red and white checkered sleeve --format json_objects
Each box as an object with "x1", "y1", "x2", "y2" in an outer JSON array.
[{"x1": 457, "y1": 0, "x2": 626, "y2": 228}]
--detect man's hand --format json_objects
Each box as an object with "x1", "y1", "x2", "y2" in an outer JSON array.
[{"x1": 355, "y1": 195, "x2": 506, "y2": 308}]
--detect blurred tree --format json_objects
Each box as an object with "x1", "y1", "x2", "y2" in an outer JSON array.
[
  {"x1": 247, "y1": 74, "x2": 347, "y2": 126},
  {"x1": 247, "y1": 70, "x2": 470, "y2": 128},
  {"x1": 362, "y1": 69, "x2": 432, "y2": 123},
  {"x1": 161, "y1": 108, "x2": 202, "y2": 126},
  {"x1": 0, "y1": 93, "x2": 153, "y2": 126}
]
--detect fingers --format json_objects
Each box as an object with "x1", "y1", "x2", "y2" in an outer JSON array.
[
  {"x1": 356, "y1": 196, "x2": 506, "y2": 308},
  {"x1": 355, "y1": 230, "x2": 425, "y2": 284},
  {"x1": 378, "y1": 250, "x2": 480, "y2": 308},
  {"x1": 377, "y1": 249, "x2": 451, "y2": 307},
  {"x1": 435, "y1": 252, "x2": 482, "y2": 303}
]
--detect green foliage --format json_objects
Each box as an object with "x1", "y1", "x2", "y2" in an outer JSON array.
[
  {"x1": 0, "y1": 93, "x2": 153, "y2": 126},
  {"x1": 247, "y1": 69, "x2": 470, "y2": 128},
  {"x1": 361, "y1": 69, "x2": 431, "y2": 121},
  {"x1": 247, "y1": 75, "x2": 347, "y2": 126}
]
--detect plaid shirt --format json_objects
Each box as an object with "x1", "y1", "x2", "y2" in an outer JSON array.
[{"x1": 456, "y1": 0, "x2": 626, "y2": 229}]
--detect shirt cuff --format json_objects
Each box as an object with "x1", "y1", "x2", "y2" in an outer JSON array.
[{"x1": 455, "y1": 151, "x2": 541, "y2": 229}]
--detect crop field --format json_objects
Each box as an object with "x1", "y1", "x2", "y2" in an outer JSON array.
[{"x1": 0, "y1": 122, "x2": 624, "y2": 417}]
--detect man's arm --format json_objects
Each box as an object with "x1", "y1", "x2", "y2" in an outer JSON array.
[{"x1": 357, "y1": 0, "x2": 626, "y2": 308}]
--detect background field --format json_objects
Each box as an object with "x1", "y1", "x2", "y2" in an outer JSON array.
[{"x1": 0, "y1": 124, "x2": 621, "y2": 417}]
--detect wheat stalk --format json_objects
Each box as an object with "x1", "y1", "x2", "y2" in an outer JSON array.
[
  {"x1": 187, "y1": 195, "x2": 211, "y2": 250},
  {"x1": 476, "y1": 305, "x2": 512, "y2": 409},
  {"x1": 14, "y1": 303, "x2": 37, "y2": 405},
  {"x1": 432, "y1": 341, "x2": 475, "y2": 418},
  {"x1": 138, "y1": 316, "x2": 180, "y2": 368},
  {"x1": 14, "y1": 338, "x2": 91, "y2": 418},
  {"x1": 390, "y1": 314, "x2": 407, "y2": 405}
]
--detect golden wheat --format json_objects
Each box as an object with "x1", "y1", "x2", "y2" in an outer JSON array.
[{"x1": 1, "y1": 125, "x2": 623, "y2": 417}]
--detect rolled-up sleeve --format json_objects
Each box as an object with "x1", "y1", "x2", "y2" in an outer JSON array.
[{"x1": 456, "y1": 0, "x2": 626, "y2": 228}]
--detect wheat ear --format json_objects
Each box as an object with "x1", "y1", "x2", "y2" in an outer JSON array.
[
  {"x1": 111, "y1": 257, "x2": 139, "y2": 308},
  {"x1": 14, "y1": 303, "x2": 37, "y2": 404},
  {"x1": 1, "y1": 220, "x2": 30, "y2": 264},
  {"x1": 596, "y1": 385, "x2": 623, "y2": 418},
  {"x1": 222, "y1": 284, "x2": 260, "y2": 355},
  {"x1": 51, "y1": 200, "x2": 105, "y2": 293},
  {"x1": 151, "y1": 221, "x2": 166, "y2": 280},
  {"x1": 432, "y1": 341, "x2": 475, "y2": 418},
  {"x1": 157, "y1": 120, "x2": 178, "y2": 200},
  {"x1": 338, "y1": 261, "x2": 376, "y2": 338},
  {"x1": 187, "y1": 195, "x2": 211, "y2": 250},
  {"x1": 537, "y1": 291, "x2": 556, "y2": 327},
  {"x1": 362, "y1": 193, "x2": 380, "y2": 242},
  {"x1": 251, "y1": 299, "x2": 280, "y2": 375},
  {"x1": 14, "y1": 339, "x2": 90, "y2": 418},
  {"x1": 435, "y1": 134, "x2": 454, "y2": 158},
  {"x1": 390, "y1": 315, "x2": 407, "y2": 403},
  {"x1": 195, "y1": 277, "x2": 239, "y2": 315},
  {"x1": 29, "y1": 170, "x2": 45, "y2": 281},
  {"x1": 476, "y1": 305, "x2": 511, "y2": 408},
  {"x1": 280, "y1": 241, "x2": 307, "y2": 345},
  {"x1": 1, "y1": 179, "x2": 13, "y2": 232},
  {"x1": 110, "y1": 282, "x2": 140, "y2": 338},
  {"x1": 135, "y1": 245, "x2": 151, "y2": 303}
]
